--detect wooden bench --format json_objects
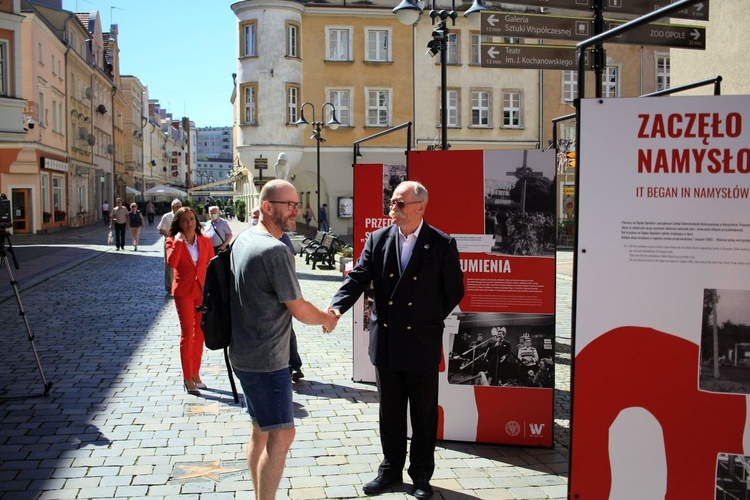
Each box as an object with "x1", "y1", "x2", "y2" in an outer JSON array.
[
  {"x1": 299, "y1": 231, "x2": 326, "y2": 257},
  {"x1": 304, "y1": 233, "x2": 340, "y2": 270}
]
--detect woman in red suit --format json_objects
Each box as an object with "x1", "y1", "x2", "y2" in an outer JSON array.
[{"x1": 166, "y1": 207, "x2": 215, "y2": 395}]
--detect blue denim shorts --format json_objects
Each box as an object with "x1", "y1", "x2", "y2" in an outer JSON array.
[{"x1": 233, "y1": 367, "x2": 294, "y2": 432}]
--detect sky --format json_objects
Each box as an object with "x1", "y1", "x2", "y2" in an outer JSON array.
[{"x1": 62, "y1": 0, "x2": 238, "y2": 127}]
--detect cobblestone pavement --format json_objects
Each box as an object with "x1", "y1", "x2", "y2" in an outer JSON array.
[{"x1": 0, "y1": 220, "x2": 573, "y2": 499}]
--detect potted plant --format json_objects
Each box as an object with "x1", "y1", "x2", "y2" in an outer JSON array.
[
  {"x1": 338, "y1": 245, "x2": 354, "y2": 273},
  {"x1": 235, "y1": 200, "x2": 246, "y2": 222},
  {"x1": 43, "y1": 211, "x2": 51, "y2": 223},
  {"x1": 54, "y1": 209, "x2": 67, "y2": 222}
]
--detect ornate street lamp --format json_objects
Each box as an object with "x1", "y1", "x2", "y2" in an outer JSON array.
[{"x1": 295, "y1": 102, "x2": 340, "y2": 230}]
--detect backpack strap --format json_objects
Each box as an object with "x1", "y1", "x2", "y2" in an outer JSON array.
[{"x1": 210, "y1": 221, "x2": 225, "y2": 244}]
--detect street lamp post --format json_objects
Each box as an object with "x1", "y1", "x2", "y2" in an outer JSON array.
[
  {"x1": 393, "y1": 0, "x2": 487, "y2": 150},
  {"x1": 295, "y1": 102, "x2": 340, "y2": 231}
]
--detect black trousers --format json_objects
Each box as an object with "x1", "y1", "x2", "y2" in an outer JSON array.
[
  {"x1": 375, "y1": 366, "x2": 439, "y2": 482},
  {"x1": 113, "y1": 222, "x2": 126, "y2": 249}
]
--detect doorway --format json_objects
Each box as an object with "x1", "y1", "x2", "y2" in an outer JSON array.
[{"x1": 11, "y1": 189, "x2": 30, "y2": 234}]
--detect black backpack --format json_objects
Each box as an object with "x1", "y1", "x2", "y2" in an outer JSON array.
[
  {"x1": 197, "y1": 243, "x2": 239, "y2": 403},
  {"x1": 199, "y1": 243, "x2": 233, "y2": 350}
]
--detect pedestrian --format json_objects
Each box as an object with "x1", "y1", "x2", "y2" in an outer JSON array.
[
  {"x1": 327, "y1": 181, "x2": 464, "y2": 499},
  {"x1": 158, "y1": 199, "x2": 183, "y2": 294},
  {"x1": 109, "y1": 198, "x2": 129, "y2": 251},
  {"x1": 102, "y1": 200, "x2": 110, "y2": 225},
  {"x1": 229, "y1": 179, "x2": 338, "y2": 499},
  {"x1": 318, "y1": 203, "x2": 329, "y2": 232},
  {"x1": 205, "y1": 205, "x2": 233, "y2": 254},
  {"x1": 302, "y1": 203, "x2": 315, "y2": 229},
  {"x1": 279, "y1": 232, "x2": 304, "y2": 382},
  {"x1": 127, "y1": 202, "x2": 144, "y2": 251},
  {"x1": 166, "y1": 206, "x2": 214, "y2": 396},
  {"x1": 145, "y1": 200, "x2": 155, "y2": 226}
]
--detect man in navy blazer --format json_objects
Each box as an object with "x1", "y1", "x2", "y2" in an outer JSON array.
[{"x1": 329, "y1": 181, "x2": 464, "y2": 499}]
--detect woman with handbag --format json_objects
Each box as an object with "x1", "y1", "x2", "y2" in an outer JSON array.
[{"x1": 166, "y1": 207, "x2": 215, "y2": 395}]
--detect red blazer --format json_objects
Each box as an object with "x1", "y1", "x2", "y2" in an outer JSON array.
[{"x1": 165, "y1": 235, "x2": 214, "y2": 298}]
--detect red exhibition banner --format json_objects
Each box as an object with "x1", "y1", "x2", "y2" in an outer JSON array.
[{"x1": 571, "y1": 95, "x2": 750, "y2": 498}]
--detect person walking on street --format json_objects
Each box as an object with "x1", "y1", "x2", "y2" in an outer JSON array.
[
  {"x1": 302, "y1": 203, "x2": 315, "y2": 230},
  {"x1": 166, "y1": 207, "x2": 214, "y2": 396},
  {"x1": 127, "y1": 203, "x2": 145, "y2": 251},
  {"x1": 205, "y1": 205, "x2": 233, "y2": 254},
  {"x1": 158, "y1": 199, "x2": 183, "y2": 294},
  {"x1": 327, "y1": 181, "x2": 464, "y2": 500},
  {"x1": 110, "y1": 198, "x2": 129, "y2": 251},
  {"x1": 145, "y1": 200, "x2": 155, "y2": 226},
  {"x1": 229, "y1": 180, "x2": 338, "y2": 500},
  {"x1": 318, "y1": 203, "x2": 329, "y2": 232},
  {"x1": 102, "y1": 200, "x2": 110, "y2": 225}
]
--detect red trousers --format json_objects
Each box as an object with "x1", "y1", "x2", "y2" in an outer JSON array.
[{"x1": 174, "y1": 288, "x2": 205, "y2": 380}]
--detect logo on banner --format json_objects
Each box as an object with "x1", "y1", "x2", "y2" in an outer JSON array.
[
  {"x1": 528, "y1": 423, "x2": 545, "y2": 438},
  {"x1": 505, "y1": 421, "x2": 521, "y2": 437}
]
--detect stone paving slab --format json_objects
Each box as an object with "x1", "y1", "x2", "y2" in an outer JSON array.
[{"x1": 0, "y1": 221, "x2": 573, "y2": 499}]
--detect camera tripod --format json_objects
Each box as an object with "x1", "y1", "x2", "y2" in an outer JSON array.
[{"x1": 0, "y1": 228, "x2": 53, "y2": 398}]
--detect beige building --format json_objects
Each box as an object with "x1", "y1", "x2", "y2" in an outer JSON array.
[{"x1": 121, "y1": 75, "x2": 147, "y2": 197}]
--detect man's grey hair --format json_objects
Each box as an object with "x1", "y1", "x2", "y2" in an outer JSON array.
[
  {"x1": 209, "y1": 205, "x2": 220, "y2": 213},
  {"x1": 171, "y1": 198, "x2": 182, "y2": 208},
  {"x1": 400, "y1": 181, "x2": 429, "y2": 203}
]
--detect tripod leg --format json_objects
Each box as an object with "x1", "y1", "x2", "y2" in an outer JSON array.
[{"x1": 2, "y1": 255, "x2": 53, "y2": 397}]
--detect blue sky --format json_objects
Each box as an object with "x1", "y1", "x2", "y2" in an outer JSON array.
[{"x1": 62, "y1": 0, "x2": 237, "y2": 127}]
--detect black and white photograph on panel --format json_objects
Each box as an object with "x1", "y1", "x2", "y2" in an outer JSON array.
[
  {"x1": 447, "y1": 312, "x2": 554, "y2": 388},
  {"x1": 715, "y1": 453, "x2": 750, "y2": 499},
  {"x1": 483, "y1": 149, "x2": 556, "y2": 256},
  {"x1": 700, "y1": 288, "x2": 750, "y2": 395},
  {"x1": 382, "y1": 163, "x2": 407, "y2": 216}
]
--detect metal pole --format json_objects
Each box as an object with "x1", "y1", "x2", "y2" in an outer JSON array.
[
  {"x1": 440, "y1": 23, "x2": 448, "y2": 150},
  {"x1": 316, "y1": 125, "x2": 321, "y2": 231}
]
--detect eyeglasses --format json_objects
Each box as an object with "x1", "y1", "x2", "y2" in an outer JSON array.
[
  {"x1": 389, "y1": 200, "x2": 422, "y2": 209},
  {"x1": 268, "y1": 201, "x2": 302, "y2": 210}
]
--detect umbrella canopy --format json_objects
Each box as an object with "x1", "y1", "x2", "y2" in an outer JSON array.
[
  {"x1": 143, "y1": 184, "x2": 187, "y2": 196},
  {"x1": 125, "y1": 186, "x2": 141, "y2": 195}
]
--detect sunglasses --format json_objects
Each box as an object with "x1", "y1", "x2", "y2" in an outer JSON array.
[
  {"x1": 389, "y1": 200, "x2": 422, "y2": 209},
  {"x1": 269, "y1": 201, "x2": 302, "y2": 210}
]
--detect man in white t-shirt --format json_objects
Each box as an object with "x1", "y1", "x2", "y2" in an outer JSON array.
[{"x1": 157, "y1": 198, "x2": 182, "y2": 294}]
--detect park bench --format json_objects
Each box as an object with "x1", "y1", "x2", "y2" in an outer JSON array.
[
  {"x1": 304, "y1": 233, "x2": 341, "y2": 270},
  {"x1": 299, "y1": 230, "x2": 326, "y2": 257}
]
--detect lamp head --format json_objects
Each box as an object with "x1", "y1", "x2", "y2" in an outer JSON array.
[
  {"x1": 326, "y1": 109, "x2": 341, "y2": 130},
  {"x1": 295, "y1": 109, "x2": 309, "y2": 128},
  {"x1": 392, "y1": 0, "x2": 422, "y2": 25},
  {"x1": 464, "y1": 0, "x2": 489, "y2": 21}
]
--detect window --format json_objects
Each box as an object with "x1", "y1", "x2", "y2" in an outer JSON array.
[
  {"x1": 446, "y1": 33, "x2": 459, "y2": 64},
  {"x1": 562, "y1": 71, "x2": 577, "y2": 102},
  {"x1": 41, "y1": 174, "x2": 50, "y2": 213},
  {"x1": 327, "y1": 27, "x2": 351, "y2": 61},
  {"x1": 286, "y1": 84, "x2": 300, "y2": 124},
  {"x1": 38, "y1": 42, "x2": 43, "y2": 64},
  {"x1": 366, "y1": 89, "x2": 390, "y2": 127},
  {"x1": 241, "y1": 83, "x2": 258, "y2": 125},
  {"x1": 52, "y1": 98, "x2": 58, "y2": 133},
  {"x1": 366, "y1": 28, "x2": 391, "y2": 62},
  {"x1": 503, "y1": 91, "x2": 522, "y2": 127},
  {"x1": 286, "y1": 22, "x2": 299, "y2": 58},
  {"x1": 328, "y1": 89, "x2": 351, "y2": 127},
  {"x1": 440, "y1": 89, "x2": 460, "y2": 127},
  {"x1": 470, "y1": 33, "x2": 490, "y2": 65},
  {"x1": 504, "y1": 37, "x2": 521, "y2": 44},
  {"x1": 655, "y1": 52, "x2": 670, "y2": 91},
  {"x1": 0, "y1": 41, "x2": 7, "y2": 96},
  {"x1": 241, "y1": 21, "x2": 257, "y2": 57},
  {"x1": 51, "y1": 54, "x2": 56, "y2": 75},
  {"x1": 471, "y1": 90, "x2": 490, "y2": 127},
  {"x1": 52, "y1": 174, "x2": 65, "y2": 214},
  {"x1": 602, "y1": 64, "x2": 619, "y2": 97}
]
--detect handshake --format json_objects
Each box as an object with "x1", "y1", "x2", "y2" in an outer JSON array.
[{"x1": 321, "y1": 307, "x2": 342, "y2": 334}]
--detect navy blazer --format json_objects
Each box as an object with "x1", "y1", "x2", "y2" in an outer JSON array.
[{"x1": 331, "y1": 221, "x2": 464, "y2": 371}]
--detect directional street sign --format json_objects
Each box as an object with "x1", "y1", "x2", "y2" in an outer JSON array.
[
  {"x1": 481, "y1": 12, "x2": 593, "y2": 41},
  {"x1": 604, "y1": 0, "x2": 709, "y2": 21},
  {"x1": 481, "y1": 44, "x2": 594, "y2": 71},
  {"x1": 605, "y1": 19, "x2": 705, "y2": 48},
  {"x1": 494, "y1": 0, "x2": 708, "y2": 21}
]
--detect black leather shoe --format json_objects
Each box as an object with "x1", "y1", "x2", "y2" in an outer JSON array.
[
  {"x1": 362, "y1": 475, "x2": 402, "y2": 495},
  {"x1": 412, "y1": 479, "x2": 433, "y2": 499}
]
